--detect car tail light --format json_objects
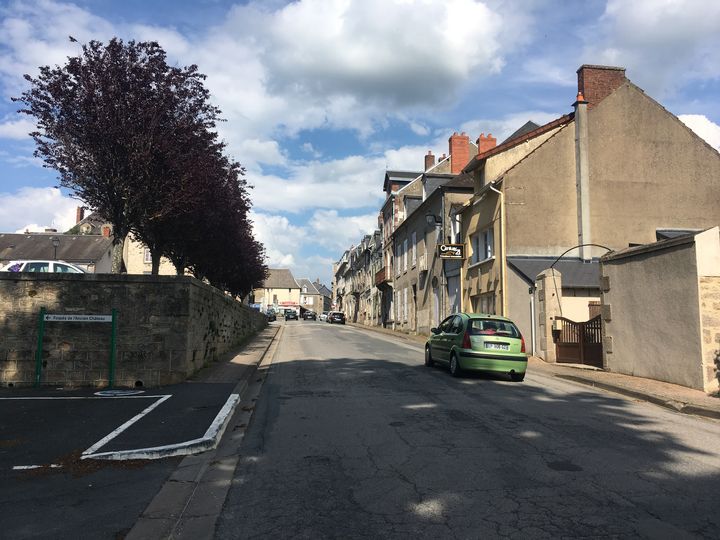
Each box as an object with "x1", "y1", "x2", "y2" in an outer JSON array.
[
  {"x1": 462, "y1": 331, "x2": 471, "y2": 349},
  {"x1": 520, "y1": 335, "x2": 526, "y2": 353}
]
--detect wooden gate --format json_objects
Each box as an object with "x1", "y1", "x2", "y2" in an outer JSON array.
[{"x1": 554, "y1": 315, "x2": 603, "y2": 368}]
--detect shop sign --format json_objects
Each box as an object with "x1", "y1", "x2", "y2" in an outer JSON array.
[{"x1": 438, "y1": 243, "x2": 464, "y2": 259}]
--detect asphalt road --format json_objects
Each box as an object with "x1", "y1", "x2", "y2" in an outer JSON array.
[{"x1": 217, "y1": 320, "x2": 720, "y2": 539}]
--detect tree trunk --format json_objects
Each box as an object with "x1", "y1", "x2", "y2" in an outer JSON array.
[
  {"x1": 151, "y1": 250, "x2": 162, "y2": 275},
  {"x1": 111, "y1": 237, "x2": 125, "y2": 273}
]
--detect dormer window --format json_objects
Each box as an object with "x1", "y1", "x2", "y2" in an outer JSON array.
[{"x1": 302, "y1": 286, "x2": 307, "y2": 293}]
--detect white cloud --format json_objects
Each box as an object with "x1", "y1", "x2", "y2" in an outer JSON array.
[
  {"x1": 678, "y1": 114, "x2": 720, "y2": 151},
  {"x1": 0, "y1": 116, "x2": 35, "y2": 139},
  {"x1": 586, "y1": 0, "x2": 720, "y2": 97},
  {"x1": 0, "y1": 186, "x2": 77, "y2": 232},
  {"x1": 250, "y1": 211, "x2": 306, "y2": 268},
  {"x1": 308, "y1": 209, "x2": 378, "y2": 252}
]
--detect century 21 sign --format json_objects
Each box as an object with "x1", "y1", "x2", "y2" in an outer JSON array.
[{"x1": 438, "y1": 243, "x2": 464, "y2": 259}]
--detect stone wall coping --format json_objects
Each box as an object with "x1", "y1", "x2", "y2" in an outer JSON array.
[{"x1": 0, "y1": 273, "x2": 247, "y2": 309}]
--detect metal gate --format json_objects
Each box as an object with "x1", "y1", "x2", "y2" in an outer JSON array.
[{"x1": 554, "y1": 315, "x2": 603, "y2": 368}]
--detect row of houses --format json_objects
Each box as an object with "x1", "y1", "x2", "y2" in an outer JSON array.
[
  {"x1": 333, "y1": 64, "x2": 720, "y2": 367},
  {"x1": 251, "y1": 268, "x2": 332, "y2": 314}
]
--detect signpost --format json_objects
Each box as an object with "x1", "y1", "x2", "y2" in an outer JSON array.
[{"x1": 35, "y1": 308, "x2": 118, "y2": 388}]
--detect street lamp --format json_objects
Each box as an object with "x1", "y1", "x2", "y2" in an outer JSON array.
[
  {"x1": 50, "y1": 236, "x2": 60, "y2": 260},
  {"x1": 425, "y1": 213, "x2": 442, "y2": 228}
]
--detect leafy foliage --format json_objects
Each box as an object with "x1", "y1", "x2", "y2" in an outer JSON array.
[{"x1": 14, "y1": 37, "x2": 267, "y2": 294}]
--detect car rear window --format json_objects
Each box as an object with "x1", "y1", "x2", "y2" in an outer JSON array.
[{"x1": 468, "y1": 319, "x2": 520, "y2": 338}]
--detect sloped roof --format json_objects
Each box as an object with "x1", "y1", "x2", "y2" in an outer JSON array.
[
  {"x1": 0, "y1": 233, "x2": 113, "y2": 263},
  {"x1": 261, "y1": 268, "x2": 299, "y2": 289},
  {"x1": 383, "y1": 170, "x2": 422, "y2": 193},
  {"x1": 507, "y1": 256, "x2": 600, "y2": 289},
  {"x1": 315, "y1": 283, "x2": 332, "y2": 297},
  {"x1": 296, "y1": 278, "x2": 320, "y2": 294}
]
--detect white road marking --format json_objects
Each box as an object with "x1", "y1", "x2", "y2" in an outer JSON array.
[
  {"x1": 12, "y1": 464, "x2": 62, "y2": 470},
  {"x1": 0, "y1": 395, "x2": 167, "y2": 400},
  {"x1": 81, "y1": 395, "x2": 172, "y2": 456},
  {"x1": 82, "y1": 393, "x2": 240, "y2": 460}
]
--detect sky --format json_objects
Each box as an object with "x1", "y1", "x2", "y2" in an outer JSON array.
[{"x1": 1, "y1": 0, "x2": 719, "y2": 287}]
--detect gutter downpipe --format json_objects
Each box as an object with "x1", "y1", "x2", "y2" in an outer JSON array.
[
  {"x1": 440, "y1": 187, "x2": 446, "y2": 319},
  {"x1": 488, "y1": 182, "x2": 507, "y2": 317}
]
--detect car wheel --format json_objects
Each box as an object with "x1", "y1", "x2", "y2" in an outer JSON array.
[
  {"x1": 449, "y1": 352, "x2": 462, "y2": 378},
  {"x1": 510, "y1": 371, "x2": 525, "y2": 382},
  {"x1": 424, "y1": 345, "x2": 434, "y2": 367}
]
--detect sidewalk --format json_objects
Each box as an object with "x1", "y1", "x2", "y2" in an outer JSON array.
[{"x1": 347, "y1": 321, "x2": 720, "y2": 421}]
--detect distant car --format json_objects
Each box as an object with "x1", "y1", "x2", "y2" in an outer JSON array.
[
  {"x1": 266, "y1": 310, "x2": 277, "y2": 322},
  {"x1": 319, "y1": 311, "x2": 329, "y2": 322},
  {"x1": 0, "y1": 260, "x2": 85, "y2": 274},
  {"x1": 327, "y1": 311, "x2": 346, "y2": 324},
  {"x1": 284, "y1": 309, "x2": 298, "y2": 320},
  {"x1": 425, "y1": 313, "x2": 527, "y2": 381},
  {"x1": 303, "y1": 311, "x2": 317, "y2": 320}
]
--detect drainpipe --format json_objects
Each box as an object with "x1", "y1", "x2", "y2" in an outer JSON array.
[
  {"x1": 529, "y1": 286, "x2": 536, "y2": 356},
  {"x1": 488, "y1": 183, "x2": 507, "y2": 316},
  {"x1": 574, "y1": 92, "x2": 592, "y2": 261},
  {"x1": 440, "y1": 188, "x2": 446, "y2": 318}
]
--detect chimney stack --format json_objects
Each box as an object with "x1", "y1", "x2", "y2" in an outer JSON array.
[
  {"x1": 424, "y1": 150, "x2": 435, "y2": 171},
  {"x1": 448, "y1": 132, "x2": 470, "y2": 174},
  {"x1": 476, "y1": 133, "x2": 497, "y2": 155},
  {"x1": 576, "y1": 65, "x2": 626, "y2": 108},
  {"x1": 76, "y1": 206, "x2": 85, "y2": 224}
]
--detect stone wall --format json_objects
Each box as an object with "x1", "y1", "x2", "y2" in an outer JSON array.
[
  {"x1": 0, "y1": 273, "x2": 265, "y2": 388},
  {"x1": 699, "y1": 277, "x2": 720, "y2": 393}
]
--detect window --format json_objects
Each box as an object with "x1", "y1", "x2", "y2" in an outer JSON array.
[
  {"x1": 479, "y1": 293, "x2": 496, "y2": 314},
  {"x1": 302, "y1": 285, "x2": 307, "y2": 293},
  {"x1": 411, "y1": 232, "x2": 417, "y2": 267},
  {"x1": 403, "y1": 238, "x2": 408, "y2": 272},
  {"x1": 470, "y1": 227, "x2": 494, "y2": 264},
  {"x1": 395, "y1": 243, "x2": 401, "y2": 276},
  {"x1": 55, "y1": 263, "x2": 82, "y2": 274},
  {"x1": 25, "y1": 262, "x2": 49, "y2": 272},
  {"x1": 143, "y1": 248, "x2": 152, "y2": 264}
]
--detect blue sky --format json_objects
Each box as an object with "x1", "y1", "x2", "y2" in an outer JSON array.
[{"x1": 1, "y1": 0, "x2": 719, "y2": 287}]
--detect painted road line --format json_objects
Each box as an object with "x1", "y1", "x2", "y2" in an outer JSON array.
[
  {"x1": 81, "y1": 394, "x2": 172, "y2": 456},
  {"x1": 0, "y1": 395, "x2": 168, "y2": 400},
  {"x1": 13, "y1": 464, "x2": 62, "y2": 470},
  {"x1": 82, "y1": 393, "x2": 240, "y2": 461}
]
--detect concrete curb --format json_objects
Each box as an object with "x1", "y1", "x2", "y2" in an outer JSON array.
[
  {"x1": 554, "y1": 374, "x2": 720, "y2": 421},
  {"x1": 126, "y1": 324, "x2": 283, "y2": 540},
  {"x1": 83, "y1": 325, "x2": 280, "y2": 461}
]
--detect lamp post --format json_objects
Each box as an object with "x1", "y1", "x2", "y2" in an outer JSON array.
[{"x1": 50, "y1": 236, "x2": 60, "y2": 260}]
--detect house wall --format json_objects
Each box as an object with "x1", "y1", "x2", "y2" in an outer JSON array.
[
  {"x1": 0, "y1": 273, "x2": 265, "y2": 388},
  {"x1": 600, "y1": 234, "x2": 717, "y2": 391},
  {"x1": 123, "y1": 235, "x2": 177, "y2": 275},
  {"x1": 503, "y1": 125, "x2": 578, "y2": 255},
  {"x1": 587, "y1": 84, "x2": 720, "y2": 256}
]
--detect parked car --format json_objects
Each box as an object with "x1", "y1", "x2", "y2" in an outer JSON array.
[
  {"x1": 284, "y1": 309, "x2": 298, "y2": 320},
  {"x1": 0, "y1": 260, "x2": 85, "y2": 273},
  {"x1": 425, "y1": 313, "x2": 527, "y2": 381},
  {"x1": 266, "y1": 310, "x2": 277, "y2": 322},
  {"x1": 327, "y1": 311, "x2": 346, "y2": 324},
  {"x1": 319, "y1": 311, "x2": 329, "y2": 322},
  {"x1": 303, "y1": 311, "x2": 317, "y2": 320}
]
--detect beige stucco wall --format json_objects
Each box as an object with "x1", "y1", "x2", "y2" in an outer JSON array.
[
  {"x1": 561, "y1": 291, "x2": 598, "y2": 322},
  {"x1": 253, "y1": 286, "x2": 300, "y2": 310},
  {"x1": 601, "y1": 241, "x2": 705, "y2": 390},
  {"x1": 123, "y1": 235, "x2": 176, "y2": 275},
  {"x1": 503, "y1": 125, "x2": 578, "y2": 256},
  {"x1": 587, "y1": 84, "x2": 720, "y2": 255},
  {"x1": 481, "y1": 128, "x2": 563, "y2": 188}
]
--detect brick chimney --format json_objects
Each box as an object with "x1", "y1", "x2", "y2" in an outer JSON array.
[
  {"x1": 577, "y1": 65, "x2": 626, "y2": 108},
  {"x1": 448, "y1": 132, "x2": 470, "y2": 174},
  {"x1": 76, "y1": 206, "x2": 85, "y2": 224},
  {"x1": 476, "y1": 133, "x2": 497, "y2": 155},
  {"x1": 424, "y1": 150, "x2": 435, "y2": 171}
]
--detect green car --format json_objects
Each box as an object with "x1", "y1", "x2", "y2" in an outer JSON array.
[{"x1": 425, "y1": 313, "x2": 528, "y2": 381}]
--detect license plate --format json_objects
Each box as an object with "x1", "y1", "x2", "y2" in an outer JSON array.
[{"x1": 485, "y1": 342, "x2": 509, "y2": 351}]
